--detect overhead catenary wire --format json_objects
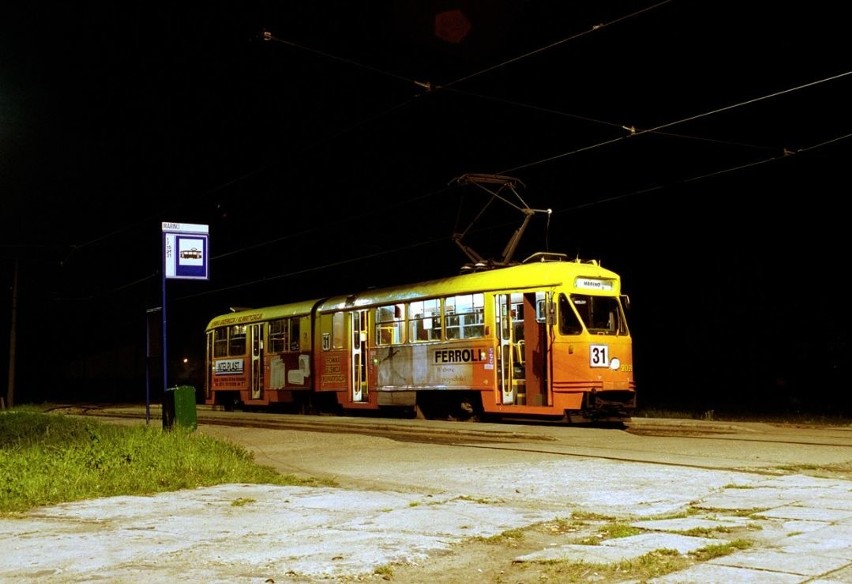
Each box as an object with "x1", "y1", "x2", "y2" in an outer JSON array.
[
  {"x1": 40, "y1": 5, "x2": 852, "y2": 303},
  {"x1": 53, "y1": 0, "x2": 676, "y2": 260},
  {"x1": 61, "y1": 61, "x2": 852, "y2": 303},
  {"x1": 170, "y1": 126, "x2": 852, "y2": 304}
]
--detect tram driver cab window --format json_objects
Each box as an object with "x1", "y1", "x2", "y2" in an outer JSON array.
[
  {"x1": 558, "y1": 294, "x2": 583, "y2": 336},
  {"x1": 566, "y1": 294, "x2": 624, "y2": 335},
  {"x1": 228, "y1": 325, "x2": 247, "y2": 354}
]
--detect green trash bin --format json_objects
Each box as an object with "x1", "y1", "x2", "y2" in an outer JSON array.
[{"x1": 162, "y1": 385, "x2": 198, "y2": 430}]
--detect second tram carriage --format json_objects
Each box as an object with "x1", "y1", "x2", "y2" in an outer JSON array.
[{"x1": 204, "y1": 252, "x2": 636, "y2": 423}]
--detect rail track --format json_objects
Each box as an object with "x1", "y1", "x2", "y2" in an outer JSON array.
[{"x1": 66, "y1": 404, "x2": 852, "y2": 479}]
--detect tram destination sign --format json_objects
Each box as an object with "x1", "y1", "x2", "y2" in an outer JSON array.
[{"x1": 162, "y1": 222, "x2": 209, "y2": 280}]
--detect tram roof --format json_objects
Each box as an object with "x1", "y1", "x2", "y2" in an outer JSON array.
[
  {"x1": 317, "y1": 256, "x2": 620, "y2": 312},
  {"x1": 206, "y1": 298, "x2": 323, "y2": 331},
  {"x1": 206, "y1": 255, "x2": 622, "y2": 330}
]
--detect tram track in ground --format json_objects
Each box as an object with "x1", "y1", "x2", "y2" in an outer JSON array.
[
  {"x1": 71, "y1": 405, "x2": 559, "y2": 445},
  {"x1": 193, "y1": 410, "x2": 852, "y2": 479},
  {"x1": 77, "y1": 404, "x2": 852, "y2": 448},
  {"x1": 69, "y1": 404, "x2": 852, "y2": 480}
]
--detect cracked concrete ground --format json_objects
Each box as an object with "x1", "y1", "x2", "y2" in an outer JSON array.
[{"x1": 2, "y1": 411, "x2": 852, "y2": 582}]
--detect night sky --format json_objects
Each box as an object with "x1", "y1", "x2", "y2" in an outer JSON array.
[{"x1": 2, "y1": 1, "x2": 850, "y2": 413}]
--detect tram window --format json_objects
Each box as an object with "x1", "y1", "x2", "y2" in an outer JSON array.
[
  {"x1": 269, "y1": 317, "x2": 300, "y2": 352},
  {"x1": 376, "y1": 303, "x2": 405, "y2": 345},
  {"x1": 269, "y1": 319, "x2": 288, "y2": 353},
  {"x1": 570, "y1": 295, "x2": 623, "y2": 335},
  {"x1": 229, "y1": 325, "x2": 247, "y2": 355},
  {"x1": 507, "y1": 302, "x2": 524, "y2": 341},
  {"x1": 513, "y1": 321, "x2": 524, "y2": 341},
  {"x1": 408, "y1": 298, "x2": 441, "y2": 342},
  {"x1": 332, "y1": 312, "x2": 345, "y2": 349},
  {"x1": 536, "y1": 299, "x2": 547, "y2": 323},
  {"x1": 213, "y1": 328, "x2": 229, "y2": 357},
  {"x1": 445, "y1": 293, "x2": 484, "y2": 339},
  {"x1": 558, "y1": 294, "x2": 583, "y2": 335},
  {"x1": 291, "y1": 318, "x2": 301, "y2": 350}
]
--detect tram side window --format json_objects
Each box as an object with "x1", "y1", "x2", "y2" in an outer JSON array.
[
  {"x1": 376, "y1": 304, "x2": 405, "y2": 345},
  {"x1": 268, "y1": 319, "x2": 288, "y2": 353},
  {"x1": 291, "y1": 318, "x2": 301, "y2": 350},
  {"x1": 228, "y1": 325, "x2": 247, "y2": 355},
  {"x1": 445, "y1": 293, "x2": 485, "y2": 339},
  {"x1": 408, "y1": 298, "x2": 442, "y2": 342},
  {"x1": 269, "y1": 317, "x2": 301, "y2": 352}
]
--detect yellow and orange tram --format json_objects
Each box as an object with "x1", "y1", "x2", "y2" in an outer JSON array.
[{"x1": 204, "y1": 252, "x2": 636, "y2": 423}]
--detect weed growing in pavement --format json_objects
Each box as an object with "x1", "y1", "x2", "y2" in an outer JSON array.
[
  {"x1": 575, "y1": 521, "x2": 642, "y2": 545},
  {"x1": 0, "y1": 407, "x2": 333, "y2": 514},
  {"x1": 695, "y1": 506, "x2": 771, "y2": 517},
  {"x1": 690, "y1": 538, "x2": 752, "y2": 560},
  {"x1": 680, "y1": 525, "x2": 733, "y2": 536},
  {"x1": 599, "y1": 522, "x2": 643, "y2": 539},
  {"x1": 569, "y1": 510, "x2": 613, "y2": 521},
  {"x1": 547, "y1": 516, "x2": 582, "y2": 533},
  {"x1": 453, "y1": 494, "x2": 500, "y2": 505},
  {"x1": 531, "y1": 548, "x2": 690, "y2": 582},
  {"x1": 473, "y1": 527, "x2": 526, "y2": 544},
  {"x1": 522, "y1": 537, "x2": 753, "y2": 581}
]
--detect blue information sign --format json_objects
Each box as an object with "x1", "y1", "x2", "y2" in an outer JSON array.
[{"x1": 162, "y1": 222, "x2": 209, "y2": 280}]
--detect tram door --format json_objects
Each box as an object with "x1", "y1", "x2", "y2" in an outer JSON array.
[
  {"x1": 496, "y1": 294, "x2": 525, "y2": 405},
  {"x1": 522, "y1": 292, "x2": 549, "y2": 407},
  {"x1": 250, "y1": 323, "x2": 263, "y2": 400},
  {"x1": 351, "y1": 310, "x2": 368, "y2": 402}
]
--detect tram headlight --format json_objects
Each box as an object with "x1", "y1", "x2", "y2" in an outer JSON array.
[{"x1": 609, "y1": 358, "x2": 621, "y2": 371}]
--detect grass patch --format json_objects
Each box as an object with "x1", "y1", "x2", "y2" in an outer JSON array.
[
  {"x1": 680, "y1": 525, "x2": 732, "y2": 536},
  {"x1": 0, "y1": 408, "x2": 332, "y2": 514},
  {"x1": 453, "y1": 494, "x2": 499, "y2": 505},
  {"x1": 575, "y1": 521, "x2": 643, "y2": 545},
  {"x1": 691, "y1": 538, "x2": 752, "y2": 561},
  {"x1": 599, "y1": 522, "x2": 643, "y2": 539},
  {"x1": 570, "y1": 510, "x2": 613, "y2": 521},
  {"x1": 531, "y1": 539, "x2": 754, "y2": 581},
  {"x1": 473, "y1": 527, "x2": 526, "y2": 543},
  {"x1": 694, "y1": 506, "x2": 770, "y2": 518},
  {"x1": 547, "y1": 516, "x2": 583, "y2": 533},
  {"x1": 536, "y1": 548, "x2": 690, "y2": 582}
]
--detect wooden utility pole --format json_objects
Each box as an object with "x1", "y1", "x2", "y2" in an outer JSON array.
[{"x1": 6, "y1": 258, "x2": 18, "y2": 409}]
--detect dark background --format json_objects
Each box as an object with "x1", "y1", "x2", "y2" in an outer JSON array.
[{"x1": 2, "y1": 1, "x2": 850, "y2": 414}]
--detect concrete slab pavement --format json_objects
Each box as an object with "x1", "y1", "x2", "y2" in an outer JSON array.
[
  {"x1": 3, "y1": 409, "x2": 852, "y2": 582},
  {"x1": 2, "y1": 461, "x2": 852, "y2": 582}
]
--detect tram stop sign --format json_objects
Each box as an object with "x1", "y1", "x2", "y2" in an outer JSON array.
[{"x1": 162, "y1": 222, "x2": 209, "y2": 280}]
